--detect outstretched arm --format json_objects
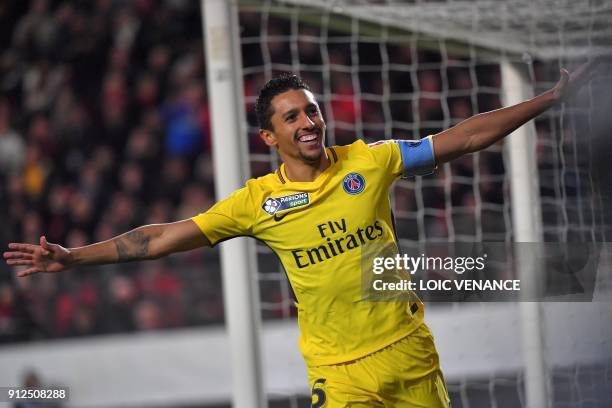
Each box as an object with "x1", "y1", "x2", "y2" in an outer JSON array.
[
  {"x1": 3, "y1": 220, "x2": 210, "y2": 277},
  {"x1": 432, "y1": 58, "x2": 604, "y2": 164}
]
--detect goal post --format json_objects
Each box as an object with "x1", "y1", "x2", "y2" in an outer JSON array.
[
  {"x1": 501, "y1": 59, "x2": 548, "y2": 408},
  {"x1": 201, "y1": 1, "x2": 266, "y2": 407}
]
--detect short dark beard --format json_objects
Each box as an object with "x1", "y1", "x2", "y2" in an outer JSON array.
[{"x1": 299, "y1": 149, "x2": 323, "y2": 162}]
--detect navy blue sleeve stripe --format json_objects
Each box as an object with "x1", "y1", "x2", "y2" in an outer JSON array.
[{"x1": 397, "y1": 137, "x2": 436, "y2": 177}]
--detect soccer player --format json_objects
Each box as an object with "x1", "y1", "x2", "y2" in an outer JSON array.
[{"x1": 3, "y1": 59, "x2": 602, "y2": 407}]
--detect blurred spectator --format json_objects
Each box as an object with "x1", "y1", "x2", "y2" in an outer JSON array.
[
  {"x1": 161, "y1": 80, "x2": 208, "y2": 157},
  {"x1": 104, "y1": 192, "x2": 140, "y2": 232},
  {"x1": 68, "y1": 306, "x2": 98, "y2": 336},
  {"x1": 112, "y1": 7, "x2": 140, "y2": 51},
  {"x1": 135, "y1": 73, "x2": 159, "y2": 109},
  {"x1": 12, "y1": 0, "x2": 57, "y2": 60},
  {"x1": 27, "y1": 115, "x2": 56, "y2": 157},
  {"x1": 0, "y1": 284, "x2": 16, "y2": 339},
  {"x1": 193, "y1": 153, "x2": 215, "y2": 183},
  {"x1": 78, "y1": 161, "x2": 103, "y2": 203},
  {"x1": 157, "y1": 156, "x2": 189, "y2": 203},
  {"x1": 99, "y1": 72, "x2": 129, "y2": 152},
  {"x1": 119, "y1": 162, "x2": 144, "y2": 195},
  {"x1": 125, "y1": 126, "x2": 160, "y2": 177},
  {"x1": 0, "y1": 99, "x2": 25, "y2": 176},
  {"x1": 138, "y1": 260, "x2": 183, "y2": 327},
  {"x1": 105, "y1": 276, "x2": 137, "y2": 332},
  {"x1": 176, "y1": 184, "x2": 213, "y2": 220},
  {"x1": 21, "y1": 211, "x2": 42, "y2": 244},
  {"x1": 65, "y1": 228, "x2": 88, "y2": 249},
  {"x1": 22, "y1": 145, "x2": 47, "y2": 199},
  {"x1": 134, "y1": 299, "x2": 162, "y2": 331},
  {"x1": 146, "y1": 198, "x2": 172, "y2": 225},
  {"x1": 53, "y1": 88, "x2": 92, "y2": 156},
  {"x1": 94, "y1": 222, "x2": 115, "y2": 242},
  {"x1": 147, "y1": 44, "x2": 171, "y2": 85},
  {"x1": 22, "y1": 60, "x2": 65, "y2": 114},
  {"x1": 69, "y1": 193, "x2": 95, "y2": 234},
  {"x1": 54, "y1": 291, "x2": 75, "y2": 337},
  {"x1": 46, "y1": 183, "x2": 72, "y2": 242}
]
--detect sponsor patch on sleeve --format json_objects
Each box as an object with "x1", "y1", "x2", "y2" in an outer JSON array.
[{"x1": 262, "y1": 192, "x2": 310, "y2": 215}]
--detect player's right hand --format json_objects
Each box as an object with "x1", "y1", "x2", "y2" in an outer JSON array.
[{"x1": 3, "y1": 236, "x2": 73, "y2": 277}]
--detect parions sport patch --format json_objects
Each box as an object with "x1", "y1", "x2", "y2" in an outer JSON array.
[{"x1": 262, "y1": 192, "x2": 310, "y2": 215}]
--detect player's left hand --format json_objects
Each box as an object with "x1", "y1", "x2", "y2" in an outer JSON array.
[{"x1": 551, "y1": 56, "x2": 609, "y2": 102}]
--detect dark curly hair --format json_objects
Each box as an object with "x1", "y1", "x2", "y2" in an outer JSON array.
[{"x1": 255, "y1": 74, "x2": 310, "y2": 131}]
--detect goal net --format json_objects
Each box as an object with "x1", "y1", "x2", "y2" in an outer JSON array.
[{"x1": 234, "y1": 0, "x2": 612, "y2": 406}]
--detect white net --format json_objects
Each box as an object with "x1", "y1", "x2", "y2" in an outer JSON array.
[
  {"x1": 236, "y1": 0, "x2": 612, "y2": 406},
  {"x1": 281, "y1": 0, "x2": 612, "y2": 60}
]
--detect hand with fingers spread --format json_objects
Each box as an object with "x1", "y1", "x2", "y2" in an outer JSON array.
[
  {"x1": 431, "y1": 55, "x2": 609, "y2": 165},
  {"x1": 3, "y1": 236, "x2": 73, "y2": 277},
  {"x1": 551, "y1": 56, "x2": 608, "y2": 102}
]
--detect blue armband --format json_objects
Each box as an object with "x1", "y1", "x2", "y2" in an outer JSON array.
[{"x1": 397, "y1": 136, "x2": 436, "y2": 177}]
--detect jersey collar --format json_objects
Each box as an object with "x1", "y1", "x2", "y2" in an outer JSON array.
[{"x1": 277, "y1": 147, "x2": 338, "y2": 186}]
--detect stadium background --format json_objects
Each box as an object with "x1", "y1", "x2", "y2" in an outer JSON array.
[{"x1": 1, "y1": 0, "x2": 611, "y2": 407}]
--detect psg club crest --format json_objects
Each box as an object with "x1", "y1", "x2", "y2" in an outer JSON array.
[{"x1": 342, "y1": 173, "x2": 366, "y2": 195}]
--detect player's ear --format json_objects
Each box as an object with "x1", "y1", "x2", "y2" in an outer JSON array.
[{"x1": 259, "y1": 128, "x2": 278, "y2": 147}]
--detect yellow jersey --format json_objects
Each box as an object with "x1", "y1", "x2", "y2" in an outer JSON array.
[{"x1": 192, "y1": 137, "x2": 436, "y2": 366}]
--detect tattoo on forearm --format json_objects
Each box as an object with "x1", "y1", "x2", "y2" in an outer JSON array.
[{"x1": 115, "y1": 230, "x2": 151, "y2": 262}]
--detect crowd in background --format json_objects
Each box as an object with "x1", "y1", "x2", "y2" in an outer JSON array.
[
  {"x1": 0, "y1": 0, "x2": 506, "y2": 343},
  {"x1": 0, "y1": 0, "x2": 223, "y2": 342}
]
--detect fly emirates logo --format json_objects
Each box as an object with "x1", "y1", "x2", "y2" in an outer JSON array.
[{"x1": 291, "y1": 218, "x2": 384, "y2": 268}]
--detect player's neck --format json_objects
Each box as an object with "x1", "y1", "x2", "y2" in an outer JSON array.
[{"x1": 283, "y1": 151, "x2": 331, "y2": 182}]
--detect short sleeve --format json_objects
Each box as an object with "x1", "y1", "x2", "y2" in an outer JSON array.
[
  {"x1": 366, "y1": 139, "x2": 404, "y2": 179},
  {"x1": 191, "y1": 186, "x2": 256, "y2": 246}
]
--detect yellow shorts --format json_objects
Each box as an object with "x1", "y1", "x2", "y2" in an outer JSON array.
[{"x1": 307, "y1": 323, "x2": 450, "y2": 407}]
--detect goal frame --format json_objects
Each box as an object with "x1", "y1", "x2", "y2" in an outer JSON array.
[{"x1": 203, "y1": 2, "x2": 550, "y2": 407}]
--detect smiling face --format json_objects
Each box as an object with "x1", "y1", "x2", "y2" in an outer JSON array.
[{"x1": 259, "y1": 88, "x2": 326, "y2": 163}]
